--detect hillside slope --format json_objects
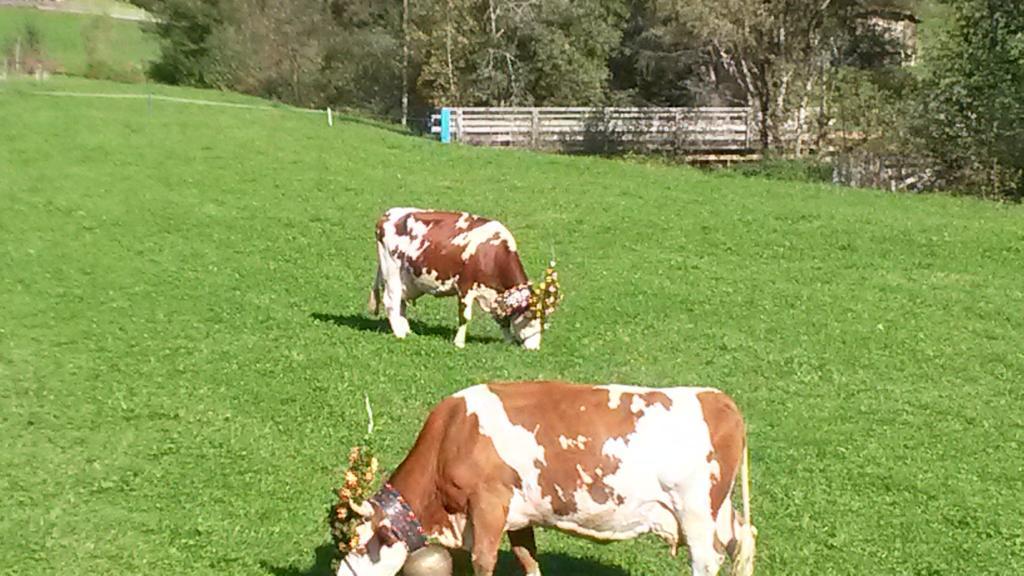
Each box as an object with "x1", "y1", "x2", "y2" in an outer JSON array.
[
  {"x1": 1, "y1": 78, "x2": 1022, "y2": 576},
  {"x1": 0, "y1": 6, "x2": 156, "y2": 77}
]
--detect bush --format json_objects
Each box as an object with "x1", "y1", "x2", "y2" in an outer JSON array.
[
  {"x1": 84, "y1": 60, "x2": 146, "y2": 83},
  {"x1": 82, "y1": 16, "x2": 146, "y2": 83},
  {"x1": 725, "y1": 157, "x2": 834, "y2": 184},
  {"x1": 141, "y1": 0, "x2": 224, "y2": 86},
  {"x1": 3, "y1": 22, "x2": 54, "y2": 75},
  {"x1": 910, "y1": 0, "x2": 1024, "y2": 201}
]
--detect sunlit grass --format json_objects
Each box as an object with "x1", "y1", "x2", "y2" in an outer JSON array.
[{"x1": 1, "y1": 78, "x2": 1022, "y2": 576}]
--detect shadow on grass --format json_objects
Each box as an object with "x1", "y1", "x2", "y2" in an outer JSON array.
[
  {"x1": 262, "y1": 544, "x2": 335, "y2": 576},
  {"x1": 493, "y1": 550, "x2": 632, "y2": 576},
  {"x1": 309, "y1": 312, "x2": 501, "y2": 344},
  {"x1": 332, "y1": 111, "x2": 419, "y2": 136},
  {"x1": 263, "y1": 543, "x2": 631, "y2": 576}
]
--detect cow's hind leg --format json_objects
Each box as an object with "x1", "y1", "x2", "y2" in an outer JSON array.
[
  {"x1": 368, "y1": 264, "x2": 382, "y2": 315},
  {"x1": 508, "y1": 527, "x2": 541, "y2": 576},
  {"x1": 384, "y1": 285, "x2": 410, "y2": 338},
  {"x1": 377, "y1": 244, "x2": 411, "y2": 338},
  {"x1": 453, "y1": 292, "x2": 473, "y2": 349},
  {"x1": 681, "y1": 510, "x2": 725, "y2": 576}
]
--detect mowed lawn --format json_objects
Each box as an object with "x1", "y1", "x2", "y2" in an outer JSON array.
[{"x1": 1, "y1": 77, "x2": 1022, "y2": 576}]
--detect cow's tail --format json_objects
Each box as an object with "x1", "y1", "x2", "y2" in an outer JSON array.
[
  {"x1": 368, "y1": 264, "x2": 382, "y2": 315},
  {"x1": 732, "y1": 444, "x2": 757, "y2": 576}
]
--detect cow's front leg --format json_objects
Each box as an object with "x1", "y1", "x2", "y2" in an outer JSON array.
[
  {"x1": 454, "y1": 293, "x2": 473, "y2": 348},
  {"x1": 468, "y1": 491, "x2": 509, "y2": 576},
  {"x1": 508, "y1": 527, "x2": 541, "y2": 576}
]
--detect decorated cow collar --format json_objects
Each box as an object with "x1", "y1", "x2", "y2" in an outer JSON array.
[
  {"x1": 493, "y1": 261, "x2": 562, "y2": 326},
  {"x1": 495, "y1": 284, "x2": 532, "y2": 318},
  {"x1": 370, "y1": 483, "x2": 427, "y2": 553}
]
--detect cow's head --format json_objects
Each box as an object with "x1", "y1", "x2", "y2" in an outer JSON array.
[
  {"x1": 335, "y1": 500, "x2": 408, "y2": 576},
  {"x1": 507, "y1": 306, "x2": 544, "y2": 350},
  {"x1": 337, "y1": 493, "x2": 450, "y2": 576},
  {"x1": 494, "y1": 261, "x2": 563, "y2": 350}
]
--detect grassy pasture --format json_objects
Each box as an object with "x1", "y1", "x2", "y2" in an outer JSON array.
[
  {"x1": 0, "y1": 6, "x2": 156, "y2": 77},
  {"x1": 1, "y1": 77, "x2": 1023, "y2": 576}
]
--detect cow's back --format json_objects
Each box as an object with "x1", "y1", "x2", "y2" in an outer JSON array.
[
  {"x1": 376, "y1": 208, "x2": 497, "y2": 256},
  {"x1": 452, "y1": 382, "x2": 745, "y2": 539},
  {"x1": 374, "y1": 208, "x2": 527, "y2": 297}
]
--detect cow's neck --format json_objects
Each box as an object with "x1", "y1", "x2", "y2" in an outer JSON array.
[
  {"x1": 493, "y1": 256, "x2": 530, "y2": 293},
  {"x1": 508, "y1": 258, "x2": 530, "y2": 290},
  {"x1": 387, "y1": 448, "x2": 456, "y2": 543}
]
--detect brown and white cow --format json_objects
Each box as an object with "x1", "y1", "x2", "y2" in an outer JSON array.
[
  {"x1": 369, "y1": 208, "x2": 555, "y2": 349},
  {"x1": 338, "y1": 381, "x2": 756, "y2": 576}
]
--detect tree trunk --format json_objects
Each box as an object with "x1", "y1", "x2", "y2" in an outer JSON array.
[
  {"x1": 758, "y1": 60, "x2": 771, "y2": 151},
  {"x1": 401, "y1": 0, "x2": 409, "y2": 127},
  {"x1": 795, "y1": 74, "x2": 815, "y2": 156},
  {"x1": 445, "y1": 0, "x2": 456, "y2": 103},
  {"x1": 291, "y1": 48, "x2": 300, "y2": 104}
]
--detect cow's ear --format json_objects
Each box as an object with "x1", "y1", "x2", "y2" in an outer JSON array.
[{"x1": 375, "y1": 524, "x2": 400, "y2": 547}]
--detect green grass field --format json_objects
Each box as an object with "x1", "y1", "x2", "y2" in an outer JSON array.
[
  {"x1": 0, "y1": 6, "x2": 156, "y2": 77},
  {"x1": 2, "y1": 76, "x2": 1022, "y2": 576}
]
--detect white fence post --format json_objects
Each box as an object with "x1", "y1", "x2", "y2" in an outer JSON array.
[
  {"x1": 744, "y1": 108, "x2": 753, "y2": 150},
  {"x1": 531, "y1": 109, "x2": 539, "y2": 148}
]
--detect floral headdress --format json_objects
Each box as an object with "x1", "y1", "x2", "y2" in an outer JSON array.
[
  {"x1": 328, "y1": 396, "x2": 381, "y2": 570},
  {"x1": 529, "y1": 260, "x2": 563, "y2": 329},
  {"x1": 328, "y1": 445, "x2": 381, "y2": 569},
  {"x1": 494, "y1": 260, "x2": 563, "y2": 329}
]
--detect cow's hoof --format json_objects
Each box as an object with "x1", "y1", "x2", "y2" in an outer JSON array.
[
  {"x1": 521, "y1": 334, "x2": 542, "y2": 350},
  {"x1": 390, "y1": 318, "x2": 411, "y2": 339}
]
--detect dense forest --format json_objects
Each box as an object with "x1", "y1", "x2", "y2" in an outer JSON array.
[{"x1": 130, "y1": 0, "x2": 1022, "y2": 199}]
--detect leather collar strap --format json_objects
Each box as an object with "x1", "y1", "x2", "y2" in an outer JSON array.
[{"x1": 370, "y1": 483, "x2": 427, "y2": 553}]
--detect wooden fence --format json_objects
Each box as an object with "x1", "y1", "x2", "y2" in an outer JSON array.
[{"x1": 429, "y1": 107, "x2": 758, "y2": 155}]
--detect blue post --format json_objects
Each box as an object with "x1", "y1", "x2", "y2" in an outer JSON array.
[{"x1": 440, "y1": 107, "x2": 451, "y2": 144}]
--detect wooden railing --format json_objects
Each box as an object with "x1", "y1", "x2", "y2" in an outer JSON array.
[{"x1": 430, "y1": 107, "x2": 758, "y2": 154}]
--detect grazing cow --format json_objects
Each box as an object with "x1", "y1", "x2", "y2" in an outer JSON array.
[
  {"x1": 338, "y1": 381, "x2": 756, "y2": 576},
  {"x1": 369, "y1": 208, "x2": 560, "y2": 350}
]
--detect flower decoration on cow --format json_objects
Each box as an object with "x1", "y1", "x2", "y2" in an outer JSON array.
[
  {"x1": 495, "y1": 260, "x2": 563, "y2": 326},
  {"x1": 329, "y1": 444, "x2": 380, "y2": 569},
  {"x1": 529, "y1": 260, "x2": 563, "y2": 329}
]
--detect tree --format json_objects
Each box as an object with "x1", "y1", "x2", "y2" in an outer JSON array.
[
  {"x1": 521, "y1": 0, "x2": 628, "y2": 105},
  {"x1": 323, "y1": 0, "x2": 404, "y2": 118},
  {"x1": 652, "y1": 0, "x2": 871, "y2": 151},
  {"x1": 916, "y1": 0, "x2": 1023, "y2": 198},
  {"x1": 210, "y1": 0, "x2": 332, "y2": 106},
  {"x1": 136, "y1": 0, "x2": 224, "y2": 86},
  {"x1": 412, "y1": 0, "x2": 475, "y2": 105},
  {"x1": 608, "y1": 0, "x2": 705, "y2": 107},
  {"x1": 411, "y1": 0, "x2": 627, "y2": 107}
]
